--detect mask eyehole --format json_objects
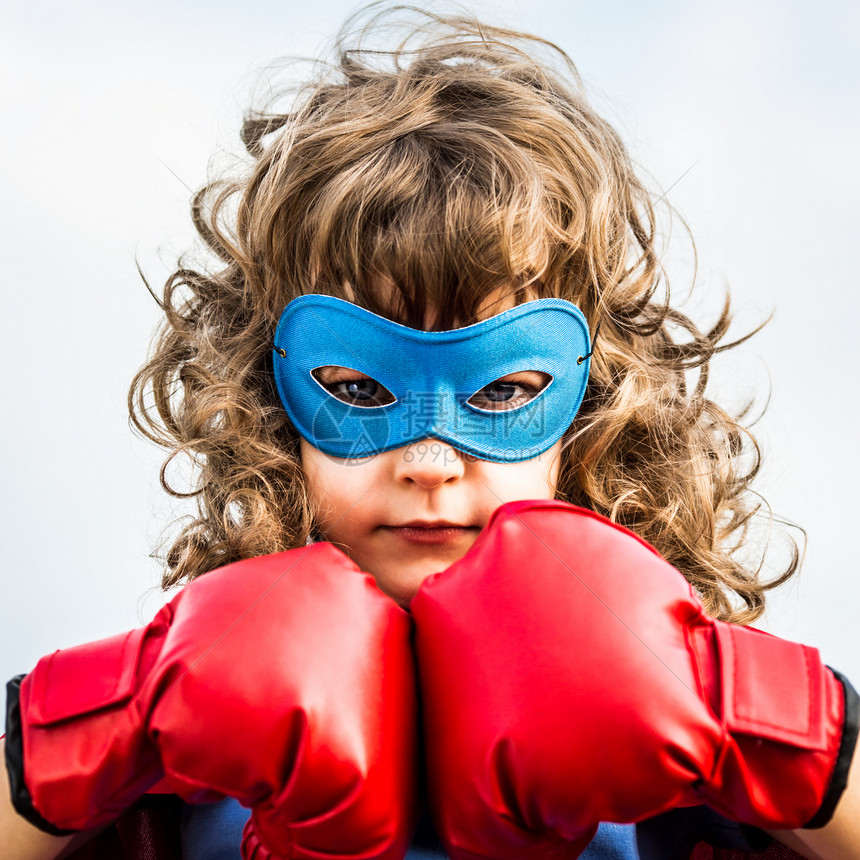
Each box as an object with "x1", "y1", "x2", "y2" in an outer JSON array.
[
  {"x1": 466, "y1": 371, "x2": 553, "y2": 412},
  {"x1": 310, "y1": 365, "x2": 396, "y2": 408}
]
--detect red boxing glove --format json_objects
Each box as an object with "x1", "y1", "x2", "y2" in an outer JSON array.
[
  {"x1": 412, "y1": 500, "x2": 858, "y2": 860},
  {"x1": 5, "y1": 544, "x2": 420, "y2": 860}
]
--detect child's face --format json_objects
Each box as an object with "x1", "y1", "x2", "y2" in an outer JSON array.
[
  {"x1": 296, "y1": 285, "x2": 568, "y2": 604},
  {"x1": 300, "y1": 436, "x2": 562, "y2": 605}
]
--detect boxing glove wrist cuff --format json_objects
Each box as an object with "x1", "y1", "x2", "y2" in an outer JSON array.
[
  {"x1": 4, "y1": 675, "x2": 77, "y2": 837},
  {"x1": 804, "y1": 670, "x2": 859, "y2": 829}
]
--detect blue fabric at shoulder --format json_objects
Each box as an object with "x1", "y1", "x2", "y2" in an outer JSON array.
[
  {"x1": 180, "y1": 797, "x2": 249, "y2": 860},
  {"x1": 583, "y1": 823, "x2": 640, "y2": 859}
]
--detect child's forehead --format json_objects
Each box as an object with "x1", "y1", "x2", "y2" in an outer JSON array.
[{"x1": 337, "y1": 280, "x2": 538, "y2": 332}]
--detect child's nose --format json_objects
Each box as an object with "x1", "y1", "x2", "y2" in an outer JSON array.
[{"x1": 393, "y1": 438, "x2": 466, "y2": 489}]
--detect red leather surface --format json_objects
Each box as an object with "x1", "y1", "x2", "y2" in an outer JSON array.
[
  {"x1": 712, "y1": 623, "x2": 828, "y2": 749},
  {"x1": 412, "y1": 500, "x2": 843, "y2": 860},
  {"x1": 19, "y1": 544, "x2": 420, "y2": 860},
  {"x1": 26, "y1": 628, "x2": 146, "y2": 725}
]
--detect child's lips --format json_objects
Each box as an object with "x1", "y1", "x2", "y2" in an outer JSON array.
[{"x1": 383, "y1": 521, "x2": 478, "y2": 545}]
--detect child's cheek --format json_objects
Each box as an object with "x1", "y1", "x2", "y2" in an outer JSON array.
[{"x1": 479, "y1": 442, "x2": 564, "y2": 504}]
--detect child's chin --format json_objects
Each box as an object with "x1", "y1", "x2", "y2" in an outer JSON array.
[{"x1": 373, "y1": 560, "x2": 452, "y2": 608}]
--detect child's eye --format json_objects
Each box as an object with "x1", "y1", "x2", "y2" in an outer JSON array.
[
  {"x1": 311, "y1": 366, "x2": 396, "y2": 408},
  {"x1": 467, "y1": 371, "x2": 553, "y2": 412}
]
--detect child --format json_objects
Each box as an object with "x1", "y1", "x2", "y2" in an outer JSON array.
[{"x1": 2, "y1": 6, "x2": 858, "y2": 860}]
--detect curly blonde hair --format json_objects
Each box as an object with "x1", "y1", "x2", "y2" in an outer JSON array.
[{"x1": 130, "y1": 5, "x2": 797, "y2": 622}]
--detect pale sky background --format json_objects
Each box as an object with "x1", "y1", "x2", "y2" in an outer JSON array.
[{"x1": 2, "y1": 0, "x2": 858, "y2": 700}]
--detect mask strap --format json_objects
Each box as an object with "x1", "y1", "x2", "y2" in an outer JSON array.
[{"x1": 577, "y1": 322, "x2": 601, "y2": 365}]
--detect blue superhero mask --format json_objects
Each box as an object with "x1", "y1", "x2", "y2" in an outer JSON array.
[{"x1": 272, "y1": 295, "x2": 591, "y2": 463}]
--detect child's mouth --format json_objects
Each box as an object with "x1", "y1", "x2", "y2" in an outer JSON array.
[{"x1": 384, "y1": 522, "x2": 477, "y2": 545}]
